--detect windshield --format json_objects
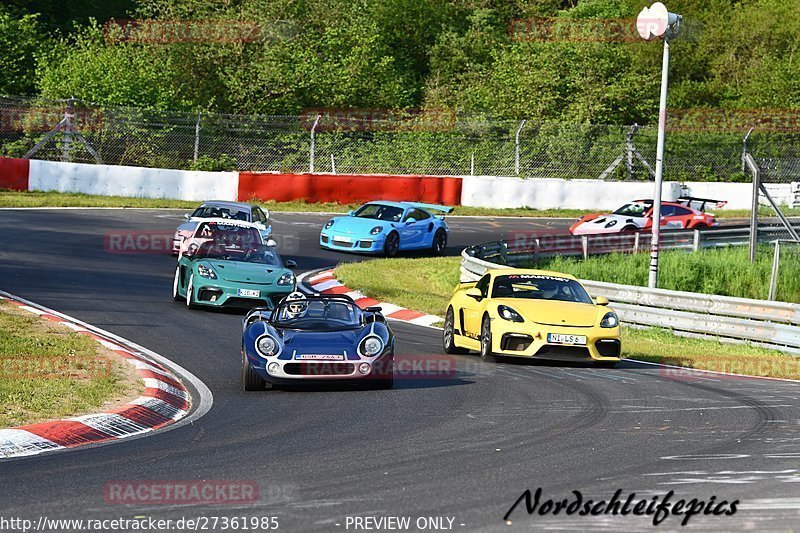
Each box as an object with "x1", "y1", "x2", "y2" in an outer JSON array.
[
  {"x1": 613, "y1": 202, "x2": 650, "y2": 217},
  {"x1": 491, "y1": 274, "x2": 593, "y2": 304},
  {"x1": 195, "y1": 243, "x2": 283, "y2": 266},
  {"x1": 194, "y1": 223, "x2": 262, "y2": 247},
  {"x1": 353, "y1": 203, "x2": 404, "y2": 222},
  {"x1": 272, "y1": 300, "x2": 363, "y2": 330},
  {"x1": 192, "y1": 205, "x2": 250, "y2": 221}
]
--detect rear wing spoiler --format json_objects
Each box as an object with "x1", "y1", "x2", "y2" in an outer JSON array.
[
  {"x1": 677, "y1": 196, "x2": 727, "y2": 212},
  {"x1": 408, "y1": 202, "x2": 454, "y2": 215}
]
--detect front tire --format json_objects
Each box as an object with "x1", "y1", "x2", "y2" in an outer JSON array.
[
  {"x1": 241, "y1": 350, "x2": 266, "y2": 391},
  {"x1": 443, "y1": 307, "x2": 468, "y2": 354},
  {"x1": 185, "y1": 274, "x2": 198, "y2": 309},
  {"x1": 480, "y1": 315, "x2": 496, "y2": 362},
  {"x1": 431, "y1": 229, "x2": 447, "y2": 255},
  {"x1": 172, "y1": 267, "x2": 182, "y2": 301},
  {"x1": 383, "y1": 232, "x2": 400, "y2": 258}
]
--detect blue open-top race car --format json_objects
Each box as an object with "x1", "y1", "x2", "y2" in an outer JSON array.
[
  {"x1": 319, "y1": 201, "x2": 453, "y2": 257},
  {"x1": 241, "y1": 293, "x2": 394, "y2": 391}
]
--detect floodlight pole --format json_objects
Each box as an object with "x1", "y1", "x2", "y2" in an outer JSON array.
[{"x1": 648, "y1": 35, "x2": 672, "y2": 289}]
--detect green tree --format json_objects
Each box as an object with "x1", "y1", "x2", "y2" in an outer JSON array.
[{"x1": 0, "y1": 7, "x2": 49, "y2": 95}]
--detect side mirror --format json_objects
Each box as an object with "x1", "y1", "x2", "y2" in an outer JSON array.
[
  {"x1": 285, "y1": 259, "x2": 297, "y2": 268},
  {"x1": 595, "y1": 296, "x2": 609, "y2": 306},
  {"x1": 405, "y1": 217, "x2": 417, "y2": 225},
  {"x1": 466, "y1": 287, "x2": 483, "y2": 301},
  {"x1": 266, "y1": 238, "x2": 278, "y2": 247},
  {"x1": 348, "y1": 210, "x2": 355, "y2": 216},
  {"x1": 185, "y1": 243, "x2": 198, "y2": 258},
  {"x1": 183, "y1": 213, "x2": 191, "y2": 220},
  {"x1": 365, "y1": 306, "x2": 382, "y2": 313}
]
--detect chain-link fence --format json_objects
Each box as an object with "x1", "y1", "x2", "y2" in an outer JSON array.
[{"x1": 0, "y1": 95, "x2": 796, "y2": 181}]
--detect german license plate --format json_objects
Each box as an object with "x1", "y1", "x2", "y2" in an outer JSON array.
[
  {"x1": 296, "y1": 354, "x2": 344, "y2": 361},
  {"x1": 237, "y1": 289, "x2": 260, "y2": 297},
  {"x1": 547, "y1": 333, "x2": 587, "y2": 345}
]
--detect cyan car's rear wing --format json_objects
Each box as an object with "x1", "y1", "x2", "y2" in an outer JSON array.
[{"x1": 407, "y1": 202, "x2": 454, "y2": 217}]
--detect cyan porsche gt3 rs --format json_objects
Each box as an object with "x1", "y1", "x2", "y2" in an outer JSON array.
[
  {"x1": 173, "y1": 235, "x2": 297, "y2": 310},
  {"x1": 241, "y1": 294, "x2": 394, "y2": 390},
  {"x1": 319, "y1": 201, "x2": 452, "y2": 257}
]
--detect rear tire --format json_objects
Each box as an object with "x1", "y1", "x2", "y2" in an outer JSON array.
[
  {"x1": 241, "y1": 350, "x2": 266, "y2": 391},
  {"x1": 443, "y1": 307, "x2": 468, "y2": 354},
  {"x1": 480, "y1": 315, "x2": 496, "y2": 363},
  {"x1": 431, "y1": 229, "x2": 447, "y2": 255},
  {"x1": 383, "y1": 232, "x2": 400, "y2": 258}
]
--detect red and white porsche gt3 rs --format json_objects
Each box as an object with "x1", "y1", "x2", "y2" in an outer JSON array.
[{"x1": 569, "y1": 197, "x2": 725, "y2": 236}]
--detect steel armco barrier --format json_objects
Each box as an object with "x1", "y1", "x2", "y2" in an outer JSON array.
[{"x1": 460, "y1": 237, "x2": 800, "y2": 355}]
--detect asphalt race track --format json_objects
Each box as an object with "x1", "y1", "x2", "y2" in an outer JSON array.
[{"x1": 1, "y1": 208, "x2": 799, "y2": 531}]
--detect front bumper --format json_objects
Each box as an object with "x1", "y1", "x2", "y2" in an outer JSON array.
[
  {"x1": 319, "y1": 232, "x2": 386, "y2": 253},
  {"x1": 247, "y1": 349, "x2": 394, "y2": 384},
  {"x1": 191, "y1": 281, "x2": 294, "y2": 308},
  {"x1": 491, "y1": 323, "x2": 621, "y2": 361}
]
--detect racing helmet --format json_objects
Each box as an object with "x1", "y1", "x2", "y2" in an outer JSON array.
[{"x1": 284, "y1": 291, "x2": 308, "y2": 318}]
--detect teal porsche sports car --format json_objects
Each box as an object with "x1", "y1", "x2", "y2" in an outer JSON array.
[{"x1": 173, "y1": 241, "x2": 297, "y2": 310}]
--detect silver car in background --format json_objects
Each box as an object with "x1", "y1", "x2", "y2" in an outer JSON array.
[{"x1": 173, "y1": 200, "x2": 272, "y2": 254}]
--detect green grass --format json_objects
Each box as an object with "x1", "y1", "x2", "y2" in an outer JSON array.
[
  {"x1": 0, "y1": 301, "x2": 141, "y2": 427},
  {"x1": 334, "y1": 256, "x2": 800, "y2": 379},
  {"x1": 336, "y1": 257, "x2": 462, "y2": 318},
  {"x1": 5, "y1": 189, "x2": 795, "y2": 219},
  {"x1": 533, "y1": 245, "x2": 800, "y2": 303}
]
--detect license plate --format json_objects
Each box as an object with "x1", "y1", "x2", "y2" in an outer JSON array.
[
  {"x1": 296, "y1": 354, "x2": 344, "y2": 361},
  {"x1": 237, "y1": 289, "x2": 260, "y2": 297},
  {"x1": 334, "y1": 236, "x2": 352, "y2": 243},
  {"x1": 547, "y1": 333, "x2": 587, "y2": 345}
]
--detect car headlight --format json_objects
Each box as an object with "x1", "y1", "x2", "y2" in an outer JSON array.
[
  {"x1": 197, "y1": 264, "x2": 217, "y2": 279},
  {"x1": 256, "y1": 335, "x2": 279, "y2": 357},
  {"x1": 324, "y1": 220, "x2": 335, "y2": 229},
  {"x1": 360, "y1": 336, "x2": 383, "y2": 357},
  {"x1": 370, "y1": 226, "x2": 383, "y2": 235},
  {"x1": 498, "y1": 305, "x2": 524, "y2": 323},
  {"x1": 277, "y1": 272, "x2": 295, "y2": 286},
  {"x1": 600, "y1": 311, "x2": 619, "y2": 328}
]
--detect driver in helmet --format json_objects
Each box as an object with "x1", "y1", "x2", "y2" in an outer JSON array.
[{"x1": 283, "y1": 292, "x2": 308, "y2": 319}]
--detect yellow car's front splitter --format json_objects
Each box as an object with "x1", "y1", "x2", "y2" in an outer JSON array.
[{"x1": 490, "y1": 323, "x2": 621, "y2": 362}]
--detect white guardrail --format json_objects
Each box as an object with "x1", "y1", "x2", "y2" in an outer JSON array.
[{"x1": 461, "y1": 246, "x2": 800, "y2": 355}]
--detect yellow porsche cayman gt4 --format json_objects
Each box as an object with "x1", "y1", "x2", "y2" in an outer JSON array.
[{"x1": 443, "y1": 269, "x2": 621, "y2": 367}]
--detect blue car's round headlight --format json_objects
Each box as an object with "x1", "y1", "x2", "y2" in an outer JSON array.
[
  {"x1": 360, "y1": 336, "x2": 383, "y2": 356},
  {"x1": 256, "y1": 335, "x2": 279, "y2": 357},
  {"x1": 370, "y1": 226, "x2": 383, "y2": 235},
  {"x1": 324, "y1": 220, "x2": 335, "y2": 229}
]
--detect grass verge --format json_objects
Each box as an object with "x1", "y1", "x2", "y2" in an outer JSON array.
[
  {"x1": 0, "y1": 301, "x2": 143, "y2": 427},
  {"x1": 334, "y1": 256, "x2": 800, "y2": 379},
  {"x1": 3, "y1": 189, "x2": 793, "y2": 219}
]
